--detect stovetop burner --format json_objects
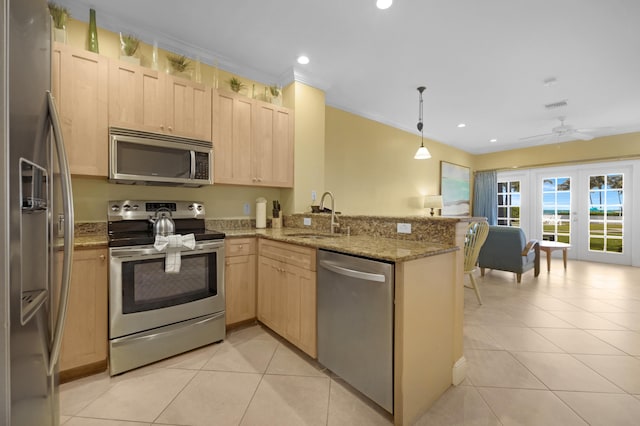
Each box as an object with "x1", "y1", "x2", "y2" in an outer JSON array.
[{"x1": 107, "y1": 200, "x2": 225, "y2": 247}]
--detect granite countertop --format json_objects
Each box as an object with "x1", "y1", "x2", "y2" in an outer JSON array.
[
  {"x1": 58, "y1": 234, "x2": 108, "y2": 249},
  {"x1": 218, "y1": 227, "x2": 457, "y2": 262},
  {"x1": 69, "y1": 226, "x2": 458, "y2": 262}
]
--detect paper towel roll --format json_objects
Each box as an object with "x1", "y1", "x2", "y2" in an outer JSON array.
[{"x1": 256, "y1": 197, "x2": 267, "y2": 229}]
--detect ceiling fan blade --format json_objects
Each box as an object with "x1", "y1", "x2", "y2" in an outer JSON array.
[
  {"x1": 571, "y1": 131, "x2": 594, "y2": 141},
  {"x1": 518, "y1": 132, "x2": 554, "y2": 142}
]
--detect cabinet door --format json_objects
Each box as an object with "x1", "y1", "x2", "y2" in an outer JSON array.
[
  {"x1": 166, "y1": 76, "x2": 212, "y2": 141},
  {"x1": 257, "y1": 255, "x2": 287, "y2": 335},
  {"x1": 254, "y1": 102, "x2": 294, "y2": 187},
  {"x1": 59, "y1": 248, "x2": 108, "y2": 373},
  {"x1": 108, "y1": 60, "x2": 165, "y2": 133},
  {"x1": 283, "y1": 263, "x2": 316, "y2": 357},
  {"x1": 225, "y1": 254, "x2": 256, "y2": 325},
  {"x1": 55, "y1": 44, "x2": 108, "y2": 176},
  {"x1": 213, "y1": 90, "x2": 254, "y2": 184},
  {"x1": 298, "y1": 267, "x2": 317, "y2": 357}
]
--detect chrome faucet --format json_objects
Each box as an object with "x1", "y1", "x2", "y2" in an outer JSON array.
[{"x1": 320, "y1": 191, "x2": 339, "y2": 234}]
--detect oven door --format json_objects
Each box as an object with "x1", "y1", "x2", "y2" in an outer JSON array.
[{"x1": 109, "y1": 240, "x2": 225, "y2": 339}]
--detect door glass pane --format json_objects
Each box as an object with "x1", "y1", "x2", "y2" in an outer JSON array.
[
  {"x1": 589, "y1": 173, "x2": 624, "y2": 253},
  {"x1": 542, "y1": 176, "x2": 571, "y2": 242},
  {"x1": 497, "y1": 179, "x2": 521, "y2": 227}
]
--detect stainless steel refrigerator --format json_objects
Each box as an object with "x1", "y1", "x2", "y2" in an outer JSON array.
[{"x1": 1, "y1": 0, "x2": 74, "y2": 424}]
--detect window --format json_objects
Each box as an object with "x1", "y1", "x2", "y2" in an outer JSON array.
[
  {"x1": 542, "y1": 177, "x2": 571, "y2": 243},
  {"x1": 589, "y1": 174, "x2": 623, "y2": 253},
  {"x1": 497, "y1": 180, "x2": 520, "y2": 227}
]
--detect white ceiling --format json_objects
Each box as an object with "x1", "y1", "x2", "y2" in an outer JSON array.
[{"x1": 58, "y1": 0, "x2": 640, "y2": 154}]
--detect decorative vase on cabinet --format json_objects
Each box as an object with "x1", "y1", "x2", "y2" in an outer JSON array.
[{"x1": 87, "y1": 8, "x2": 99, "y2": 53}]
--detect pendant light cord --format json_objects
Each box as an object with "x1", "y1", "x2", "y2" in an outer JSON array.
[{"x1": 417, "y1": 86, "x2": 426, "y2": 146}]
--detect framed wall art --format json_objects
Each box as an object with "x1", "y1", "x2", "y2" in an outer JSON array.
[{"x1": 440, "y1": 161, "x2": 470, "y2": 216}]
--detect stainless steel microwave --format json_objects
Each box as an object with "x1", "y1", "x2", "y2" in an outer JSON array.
[{"x1": 109, "y1": 127, "x2": 213, "y2": 187}]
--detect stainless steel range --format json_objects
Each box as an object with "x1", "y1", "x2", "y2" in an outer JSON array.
[{"x1": 107, "y1": 200, "x2": 225, "y2": 375}]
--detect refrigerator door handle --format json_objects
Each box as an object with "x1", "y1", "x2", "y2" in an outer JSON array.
[{"x1": 46, "y1": 90, "x2": 74, "y2": 376}]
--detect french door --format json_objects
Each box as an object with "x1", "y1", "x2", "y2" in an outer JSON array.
[
  {"x1": 534, "y1": 165, "x2": 632, "y2": 265},
  {"x1": 578, "y1": 166, "x2": 630, "y2": 264}
]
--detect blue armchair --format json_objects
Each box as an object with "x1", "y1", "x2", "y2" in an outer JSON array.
[{"x1": 478, "y1": 226, "x2": 540, "y2": 283}]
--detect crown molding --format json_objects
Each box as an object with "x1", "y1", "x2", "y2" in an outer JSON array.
[{"x1": 57, "y1": 0, "x2": 290, "y2": 87}]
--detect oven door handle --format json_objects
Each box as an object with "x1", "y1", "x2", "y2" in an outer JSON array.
[{"x1": 110, "y1": 243, "x2": 224, "y2": 260}]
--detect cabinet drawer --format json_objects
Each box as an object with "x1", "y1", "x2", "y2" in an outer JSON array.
[
  {"x1": 259, "y1": 239, "x2": 316, "y2": 271},
  {"x1": 226, "y1": 238, "x2": 256, "y2": 257}
]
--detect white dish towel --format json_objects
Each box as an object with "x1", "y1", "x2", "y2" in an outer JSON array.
[{"x1": 153, "y1": 233, "x2": 196, "y2": 273}]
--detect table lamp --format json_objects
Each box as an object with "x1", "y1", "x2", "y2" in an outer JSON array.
[{"x1": 424, "y1": 195, "x2": 443, "y2": 216}]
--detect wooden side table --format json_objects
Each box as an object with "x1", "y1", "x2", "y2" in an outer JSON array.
[{"x1": 539, "y1": 241, "x2": 571, "y2": 271}]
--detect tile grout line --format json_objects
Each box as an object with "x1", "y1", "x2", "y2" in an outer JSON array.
[{"x1": 236, "y1": 341, "x2": 281, "y2": 425}]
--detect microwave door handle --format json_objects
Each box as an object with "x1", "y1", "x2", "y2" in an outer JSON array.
[
  {"x1": 190, "y1": 150, "x2": 196, "y2": 179},
  {"x1": 46, "y1": 90, "x2": 75, "y2": 376}
]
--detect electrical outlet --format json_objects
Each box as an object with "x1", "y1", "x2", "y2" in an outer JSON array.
[
  {"x1": 303, "y1": 217, "x2": 311, "y2": 226},
  {"x1": 243, "y1": 202, "x2": 250, "y2": 215},
  {"x1": 311, "y1": 190, "x2": 317, "y2": 201},
  {"x1": 397, "y1": 223, "x2": 411, "y2": 234}
]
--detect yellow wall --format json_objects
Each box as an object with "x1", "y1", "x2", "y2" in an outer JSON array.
[
  {"x1": 325, "y1": 107, "x2": 474, "y2": 216},
  {"x1": 475, "y1": 132, "x2": 640, "y2": 171},
  {"x1": 282, "y1": 83, "x2": 326, "y2": 214},
  {"x1": 73, "y1": 177, "x2": 280, "y2": 222}
]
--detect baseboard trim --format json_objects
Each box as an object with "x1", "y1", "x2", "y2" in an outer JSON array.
[
  {"x1": 452, "y1": 356, "x2": 467, "y2": 385},
  {"x1": 60, "y1": 360, "x2": 107, "y2": 384}
]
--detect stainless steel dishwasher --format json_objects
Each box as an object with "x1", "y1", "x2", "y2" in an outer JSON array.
[{"x1": 317, "y1": 249, "x2": 394, "y2": 413}]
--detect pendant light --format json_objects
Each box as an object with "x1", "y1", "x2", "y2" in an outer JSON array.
[{"x1": 414, "y1": 86, "x2": 432, "y2": 160}]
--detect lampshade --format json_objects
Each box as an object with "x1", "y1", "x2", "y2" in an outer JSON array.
[
  {"x1": 423, "y1": 195, "x2": 443, "y2": 209},
  {"x1": 424, "y1": 195, "x2": 443, "y2": 216},
  {"x1": 414, "y1": 145, "x2": 431, "y2": 159}
]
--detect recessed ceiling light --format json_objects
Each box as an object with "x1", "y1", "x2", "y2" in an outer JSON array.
[
  {"x1": 376, "y1": 0, "x2": 393, "y2": 9},
  {"x1": 490, "y1": 138, "x2": 497, "y2": 143},
  {"x1": 457, "y1": 123, "x2": 466, "y2": 128},
  {"x1": 297, "y1": 55, "x2": 310, "y2": 65}
]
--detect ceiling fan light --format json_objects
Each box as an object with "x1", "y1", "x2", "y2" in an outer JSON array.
[
  {"x1": 376, "y1": 0, "x2": 393, "y2": 10},
  {"x1": 414, "y1": 145, "x2": 431, "y2": 160}
]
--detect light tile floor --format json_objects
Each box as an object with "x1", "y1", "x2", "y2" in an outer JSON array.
[{"x1": 61, "y1": 259, "x2": 640, "y2": 425}]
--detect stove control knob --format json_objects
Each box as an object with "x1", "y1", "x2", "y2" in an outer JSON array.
[
  {"x1": 197, "y1": 205, "x2": 203, "y2": 211},
  {"x1": 188, "y1": 204, "x2": 194, "y2": 210},
  {"x1": 123, "y1": 204, "x2": 131, "y2": 211},
  {"x1": 111, "y1": 204, "x2": 119, "y2": 212},
  {"x1": 132, "y1": 204, "x2": 139, "y2": 210}
]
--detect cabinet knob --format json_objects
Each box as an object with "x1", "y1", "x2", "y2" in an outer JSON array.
[
  {"x1": 160, "y1": 124, "x2": 165, "y2": 130},
  {"x1": 168, "y1": 126, "x2": 173, "y2": 131},
  {"x1": 99, "y1": 254, "x2": 106, "y2": 261}
]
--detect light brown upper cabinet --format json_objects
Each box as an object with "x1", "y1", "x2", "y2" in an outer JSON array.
[
  {"x1": 254, "y1": 102, "x2": 294, "y2": 187},
  {"x1": 109, "y1": 60, "x2": 212, "y2": 141},
  {"x1": 108, "y1": 60, "x2": 165, "y2": 133},
  {"x1": 52, "y1": 43, "x2": 108, "y2": 177},
  {"x1": 213, "y1": 90, "x2": 294, "y2": 188}
]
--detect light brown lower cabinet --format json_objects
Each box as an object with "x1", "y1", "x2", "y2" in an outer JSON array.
[
  {"x1": 257, "y1": 239, "x2": 317, "y2": 358},
  {"x1": 56, "y1": 247, "x2": 108, "y2": 381},
  {"x1": 224, "y1": 238, "x2": 257, "y2": 325}
]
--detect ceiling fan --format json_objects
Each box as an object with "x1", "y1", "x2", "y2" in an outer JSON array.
[{"x1": 519, "y1": 117, "x2": 604, "y2": 143}]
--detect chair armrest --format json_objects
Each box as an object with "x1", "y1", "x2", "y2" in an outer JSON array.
[{"x1": 522, "y1": 239, "x2": 539, "y2": 256}]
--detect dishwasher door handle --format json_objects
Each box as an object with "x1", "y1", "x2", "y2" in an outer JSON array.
[{"x1": 319, "y1": 260, "x2": 386, "y2": 282}]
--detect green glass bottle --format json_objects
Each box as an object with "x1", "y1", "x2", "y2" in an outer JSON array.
[{"x1": 88, "y1": 8, "x2": 99, "y2": 53}]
